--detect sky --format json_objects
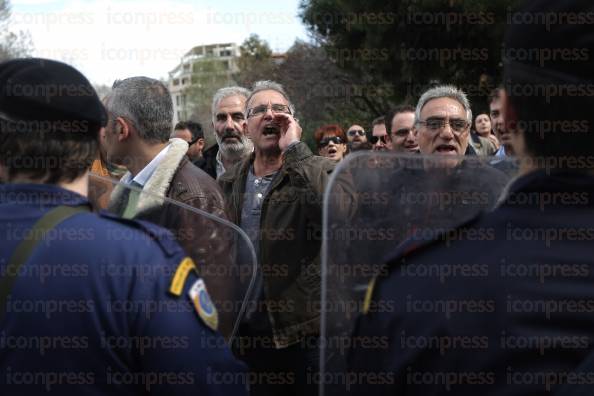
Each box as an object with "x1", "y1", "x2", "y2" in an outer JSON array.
[{"x1": 11, "y1": 0, "x2": 310, "y2": 85}]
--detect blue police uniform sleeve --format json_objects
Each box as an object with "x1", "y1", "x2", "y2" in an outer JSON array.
[
  {"x1": 131, "y1": 256, "x2": 248, "y2": 395},
  {"x1": 347, "y1": 277, "x2": 404, "y2": 396},
  {"x1": 104, "y1": 216, "x2": 249, "y2": 396}
]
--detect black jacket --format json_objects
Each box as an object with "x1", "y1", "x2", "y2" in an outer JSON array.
[
  {"x1": 200, "y1": 143, "x2": 219, "y2": 179},
  {"x1": 349, "y1": 170, "x2": 594, "y2": 396}
]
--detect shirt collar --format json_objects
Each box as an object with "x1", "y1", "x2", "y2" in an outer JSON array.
[{"x1": 123, "y1": 144, "x2": 171, "y2": 187}]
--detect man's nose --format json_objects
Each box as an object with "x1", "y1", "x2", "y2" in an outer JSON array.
[
  {"x1": 439, "y1": 123, "x2": 455, "y2": 139},
  {"x1": 263, "y1": 105, "x2": 274, "y2": 119},
  {"x1": 225, "y1": 115, "x2": 235, "y2": 129}
]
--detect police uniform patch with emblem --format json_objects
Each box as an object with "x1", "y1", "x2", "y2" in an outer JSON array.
[{"x1": 189, "y1": 278, "x2": 218, "y2": 331}]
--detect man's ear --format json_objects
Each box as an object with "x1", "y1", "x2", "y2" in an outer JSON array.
[
  {"x1": 115, "y1": 117, "x2": 131, "y2": 142},
  {"x1": 242, "y1": 122, "x2": 250, "y2": 138},
  {"x1": 413, "y1": 126, "x2": 418, "y2": 138},
  {"x1": 197, "y1": 138, "x2": 205, "y2": 151}
]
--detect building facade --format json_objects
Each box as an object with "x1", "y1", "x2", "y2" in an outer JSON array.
[{"x1": 168, "y1": 43, "x2": 239, "y2": 125}]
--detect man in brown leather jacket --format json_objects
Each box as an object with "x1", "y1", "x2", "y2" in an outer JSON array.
[
  {"x1": 219, "y1": 80, "x2": 355, "y2": 395},
  {"x1": 102, "y1": 78, "x2": 231, "y2": 317}
]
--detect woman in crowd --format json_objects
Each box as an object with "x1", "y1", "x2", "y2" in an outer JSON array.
[
  {"x1": 469, "y1": 113, "x2": 499, "y2": 155},
  {"x1": 315, "y1": 124, "x2": 348, "y2": 162}
]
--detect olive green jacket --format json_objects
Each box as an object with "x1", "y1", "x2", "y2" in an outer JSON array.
[{"x1": 219, "y1": 142, "x2": 344, "y2": 347}]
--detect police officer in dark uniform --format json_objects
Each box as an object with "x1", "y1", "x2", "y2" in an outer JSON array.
[
  {"x1": 346, "y1": 1, "x2": 594, "y2": 395},
  {"x1": 0, "y1": 58, "x2": 247, "y2": 395}
]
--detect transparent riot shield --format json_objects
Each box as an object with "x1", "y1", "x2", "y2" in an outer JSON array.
[
  {"x1": 88, "y1": 173, "x2": 257, "y2": 345},
  {"x1": 319, "y1": 153, "x2": 519, "y2": 396}
]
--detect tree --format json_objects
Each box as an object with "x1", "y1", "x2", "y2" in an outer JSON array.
[
  {"x1": 300, "y1": 0, "x2": 522, "y2": 114},
  {"x1": 0, "y1": 0, "x2": 32, "y2": 61},
  {"x1": 274, "y1": 40, "x2": 374, "y2": 148},
  {"x1": 234, "y1": 34, "x2": 276, "y2": 88}
]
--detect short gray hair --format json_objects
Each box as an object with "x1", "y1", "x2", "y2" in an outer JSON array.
[
  {"x1": 415, "y1": 85, "x2": 472, "y2": 124},
  {"x1": 211, "y1": 86, "x2": 250, "y2": 122},
  {"x1": 105, "y1": 77, "x2": 173, "y2": 143},
  {"x1": 246, "y1": 80, "x2": 295, "y2": 116}
]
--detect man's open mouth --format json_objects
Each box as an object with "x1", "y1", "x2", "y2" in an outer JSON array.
[
  {"x1": 435, "y1": 144, "x2": 457, "y2": 154},
  {"x1": 263, "y1": 124, "x2": 280, "y2": 136},
  {"x1": 327, "y1": 147, "x2": 337, "y2": 155}
]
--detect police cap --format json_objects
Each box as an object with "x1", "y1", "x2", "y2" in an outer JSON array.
[{"x1": 0, "y1": 57, "x2": 107, "y2": 136}]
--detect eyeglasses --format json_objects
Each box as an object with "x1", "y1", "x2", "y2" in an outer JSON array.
[
  {"x1": 319, "y1": 136, "x2": 344, "y2": 148},
  {"x1": 369, "y1": 135, "x2": 391, "y2": 145},
  {"x1": 347, "y1": 129, "x2": 365, "y2": 137},
  {"x1": 417, "y1": 117, "x2": 469, "y2": 133},
  {"x1": 392, "y1": 128, "x2": 413, "y2": 137},
  {"x1": 247, "y1": 103, "x2": 292, "y2": 118}
]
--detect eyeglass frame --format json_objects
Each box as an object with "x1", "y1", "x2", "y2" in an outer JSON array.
[
  {"x1": 246, "y1": 103, "x2": 293, "y2": 119},
  {"x1": 318, "y1": 136, "x2": 344, "y2": 148},
  {"x1": 369, "y1": 134, "x2": 392, "y2": 145},
  {"x1": 416, "y1": 117, "x2": 470, "y2": 134},
  {"x1": 347, "y1": 129, "x2": 365, "y2": 137}
]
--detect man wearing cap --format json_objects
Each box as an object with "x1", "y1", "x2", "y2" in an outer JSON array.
[
  {"x1": 347, "y1": 1, "x2": 594, "y2": 395},
  {"x1": 0, "y1": 58, "x2": 247, "y2": 395}
]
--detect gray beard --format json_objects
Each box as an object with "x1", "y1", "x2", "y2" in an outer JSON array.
[{"x1": 216, "y1": 133, "x2": 253, "y2": 162}]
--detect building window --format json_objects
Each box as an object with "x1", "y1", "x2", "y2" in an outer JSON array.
[
  {"x1": 173, "y1": 79, "x2": 179, "y2": 86},
  {"x1": 176, "y1": 95, "x2": 180, "y2": 106},
  {"x1": 220, "y1": 50, "x2": 232, "y2": 57},
  {"x1": 182, "y1": 78, "x2": 188, "y2": 85}
]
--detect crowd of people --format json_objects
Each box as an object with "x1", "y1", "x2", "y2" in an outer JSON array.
[{"x1": 1, "y1": 0, "x2": 593, "y2": 395}]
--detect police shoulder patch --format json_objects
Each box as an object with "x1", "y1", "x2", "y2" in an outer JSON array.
[
  {"x1": 168, "y1": 257, "x2": 197, "y2": 297},
  {"x1": 188, "y1": 278, "x2": 218, "y2": 331},
  {"x1": 362, "y1": 277, "x2": 376, "y2": 315}
]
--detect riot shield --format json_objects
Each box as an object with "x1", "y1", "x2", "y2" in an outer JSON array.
[
  {"x1": 88, "y1": 172, "x2": 257, "y2": 345},
  {"x1": 319, "y1": 152, "x2": 519, "y2": 396}
]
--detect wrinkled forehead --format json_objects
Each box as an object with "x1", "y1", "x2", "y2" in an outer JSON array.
[
  {"x1": 247, "y1": 90, "x2": 289, "y2": 108},
  {"x1": 216, "y1": 95, "x2": 246, "y2": 114},
  {"x1": 420, "y1": 97, "x2": 466, "y2": 119}
]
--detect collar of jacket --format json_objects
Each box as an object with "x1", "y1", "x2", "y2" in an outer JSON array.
[
  {"x1": 219, "y1": 141, "x2": 313, "y2": 183},
  {"x1": 109, "y1": 138, "x2": 189, "y2": 217}
]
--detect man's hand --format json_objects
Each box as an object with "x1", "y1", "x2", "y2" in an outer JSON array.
[
  {"x1": 487, "y1": 133, "x2": 500, "y2": 150},
  {"x1": 275, "y1": 114, "x2": 302, "y2": 152}
]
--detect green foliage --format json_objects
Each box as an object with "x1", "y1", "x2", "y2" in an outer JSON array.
[
  {"x1": 300, "y1": 0, "x2": 522, "y2": 114},
  {"x1": 234, "y1": 34, "x2": 276, "y2": 87}
]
